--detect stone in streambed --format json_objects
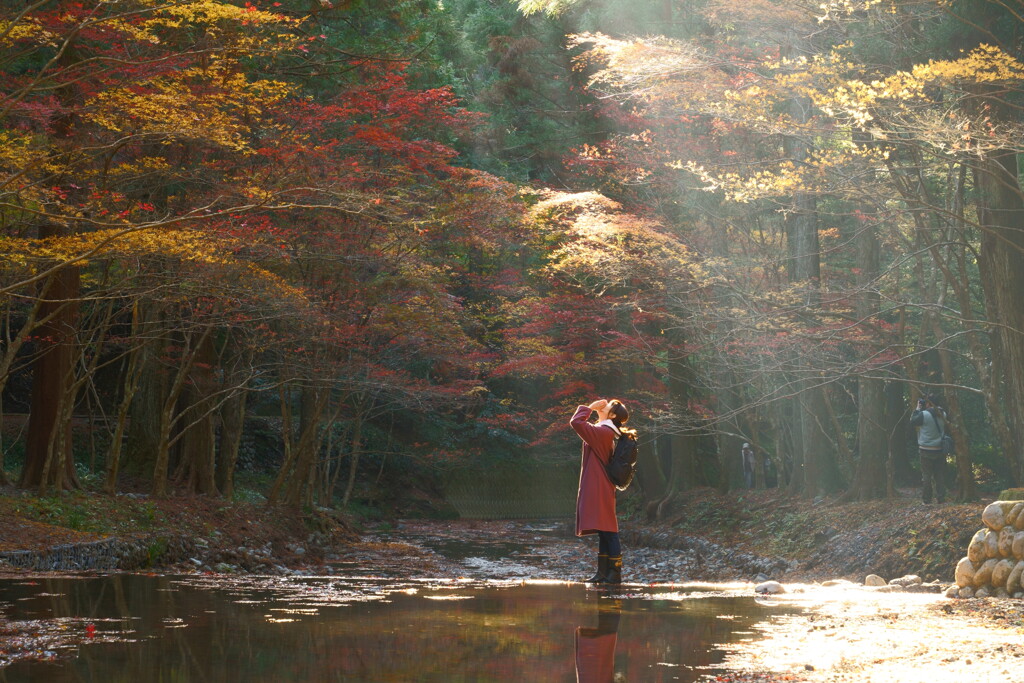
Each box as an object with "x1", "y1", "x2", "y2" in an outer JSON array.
[
  {"x1": 968, "y1": 529, "x2": 988, "y2": 564},
  {"x1": 755, "y1": 581, "x2": 785, "y2": 594},
  {"x1": 864, "y1": 574, "x2": 886, "y2": 587},
  {"x1": 959, "y1": 586, "x2": 974, "y2": 599},
  {"x1": 888, "y1": 574, "x2": 923, "y2": 587},
  {"x1": 955, "y1": 557, "x2": 976, "y2": 588},
  {"x1": 1007, "y1": 501, "x2": 1024, "y2": 528},
  {"x1": 945, "y1": 584, "x2": 960, "y2": 598},
  {"x1": 992, "y1": 559, "x2": 1014, "y2": 588},
  {"x1": 975, "y1": 586, "x2": 991, "y2": 598},
  {"x1": 1006, "y1": 560, "x2": 1024, "y2": 594},
  {"x1": 1014, "y1": 532, "x2": 1024, "y2": 560},
  {"x1": 985, "y1": 529, "x2": 1000, "y2": 558},
  {"x1": 973, "y1": 558, "x2": 998, "y2": 588},
  {"x1": 983, "y1": 502, "x2": 1011, "y2": 530},
  {"x1": 999, "y1": 527, "x2": 1015, "y2": 556}
]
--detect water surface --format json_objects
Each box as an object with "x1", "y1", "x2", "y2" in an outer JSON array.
[{"x1": 0, "y1": 574, "x2": 799, "y2": 682}]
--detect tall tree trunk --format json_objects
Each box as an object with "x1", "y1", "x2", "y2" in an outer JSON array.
[
  {"x1": 104, "y1": 304, "x2": 147, "y2": 493},
  {"x1": 847, "y1": 199, "x2": 888, "y2": 500},
  {"x1": 179, "y1": 333, "x2": 218, "y2": 495},
  {"x1": 342, "y1": 411, "x2": 365, "y2": 509},
  {"x1": 124, "y1": 301, "x2": 167, "y2": 478},
  {"x1": 151, "y1": 325, "x2": 213, "y2": 497},
  {"x1": 216, "y1": 384, "x2": 248, "y2": 499},
  {"x1": 973, "y1": 150, "x2": 1024, "y2": 485},
  {"x1": 20, "y1": 260, "x2": 81, "y2": 491},
  {"x1": 282, "y1": 386, "x2": 330, "y2": 506}
]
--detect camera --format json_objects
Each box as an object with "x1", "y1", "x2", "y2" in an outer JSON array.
[{"x1": 916, "y1": 398, "x2": 925, "y2": 409}]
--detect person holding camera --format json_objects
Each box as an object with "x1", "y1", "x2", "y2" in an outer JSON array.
[
  {"x1": 910, "y1": 394, "x2": 947, "y2": 504},
  {"x1": 570, "y1": 398, "x2": 631, "y2": 584}
]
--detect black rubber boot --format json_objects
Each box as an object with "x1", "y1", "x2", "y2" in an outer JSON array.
[
  {"x1": 603, "y1": 555, "x2": 622, "y2": 585},
  {"x1": 586, "y1": 554, "x2": 608, "y2": 583}
]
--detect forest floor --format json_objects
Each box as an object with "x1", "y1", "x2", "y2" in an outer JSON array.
[{"x1": 1, "y1": 485, "x2": 1023, "y2": 680}]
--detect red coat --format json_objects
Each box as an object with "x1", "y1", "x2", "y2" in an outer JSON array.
[{"x1": 570, "y1": 405, "x2": 618, "y2": 536}]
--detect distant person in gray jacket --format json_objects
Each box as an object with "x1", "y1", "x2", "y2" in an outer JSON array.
[{"x1": 910, "y1": 394, "x2": 946, "y2": 504}]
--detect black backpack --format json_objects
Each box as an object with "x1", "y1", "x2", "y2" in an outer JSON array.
[{"x1": 606, "y1": 431, "x2": 639, "y2": 491}]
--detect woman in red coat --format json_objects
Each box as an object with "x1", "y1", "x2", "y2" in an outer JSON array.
[{"x1": 571, "y1": 398, "x2": 631, "y2": 584}]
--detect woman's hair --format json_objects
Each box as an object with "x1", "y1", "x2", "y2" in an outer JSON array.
[
  {"x1": 608, "y1": 399, "x2": 629, "y2": 428},
  {"x1": 608, "y1": 399, "x2": 637, "y2": 437}
]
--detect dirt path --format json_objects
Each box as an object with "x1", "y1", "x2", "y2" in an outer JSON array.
[{"x1": 711, "y1": 587, "x2": 1024, "y2": 683}]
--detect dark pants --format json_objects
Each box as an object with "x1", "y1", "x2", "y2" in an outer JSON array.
[
  {"x1": 920, "y1": 448, "x2": 945, "y2": 503},
  {"x1": 597, "y1": 530, "x2": 621, "y2": 556}
]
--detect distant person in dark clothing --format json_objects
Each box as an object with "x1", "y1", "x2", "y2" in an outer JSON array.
[
  {"x1": 910, "y1": 394, "x2": 946, "y2": 504},
  {"x1": 741, "y1": 442, "x2": 755, "y2": 489}
]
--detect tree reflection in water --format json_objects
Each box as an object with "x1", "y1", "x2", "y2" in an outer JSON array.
[{"x1": 0, "y1": 576, "x2": 798, "y2": 682}]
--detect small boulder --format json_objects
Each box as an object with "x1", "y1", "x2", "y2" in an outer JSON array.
[
  {"x1": 1006, "y1": 560, "x2": 1024, "y2": 594},
  {"x1": 755, "y1": 580, "x2": 786, "y2": 595},
  {"x1": 959, "y1": 586, "x2": 974, "y2": 599},
  {"x1": 1014, "y1": 532, "x2": 1024, "y2": 560},
  {"x1": 975, "y1": 586, "x2": 991, "y2": 599},
  {"x1": 888, "y1": 574, "x2": 923, "y2": 587},
  {"x1": 992, "y1": 559, "x2": 1015, "y2": 588},
  {"x1": 983, "y1": 502, "x2": 1007, "y2": 530},
  {"x1": 985, "y1": 529, "x2": 1000, "y2": 558},
  {"x1": 973, "y1": 558, "x2": 998, "y2": 587},
  {"x1": 1007, "y1": 501, "x2": 1024, "y2": 528},
  {"x1": 999, "y1": 527, "x2": 1015, "y2": 557},
  {"x1": 967, "y1": 529, "x2": 988, "y2": 564},
  {"x1": 944, "y1": 585, "x2": 960, "y2": 599},
  {"x1": 864, "y1": 574, "x2": 886, "y2": 587},
  {"x1": 955, "y1": 557, "x2": 976, "y2": 588}
]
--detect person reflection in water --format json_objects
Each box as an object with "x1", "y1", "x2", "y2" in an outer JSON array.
[{"x1": 575, "y1": 600, "x2": 621, "y2": 683}]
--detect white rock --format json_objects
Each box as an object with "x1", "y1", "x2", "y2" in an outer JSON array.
[
  {"x1": 999, "y1": 527, "x2": 1015, "y2": 556},
  {"x1": 1014, "y1": 532, "x2": 1024, "y2": 560},
  {"x1": 985, "y1": 529, "x2": 1000, "y2": 558},
  {"x1": 888, "y1": 574, "x2": 923, "y2": 587},
  {"x1": 983, "y1": 502, "x2": 1009, "y2": 530},
  {"x1": 822, "y1": 579, "x2": 856, "y2": 587},
  {"x1": 992, "y1": 559, "x2": 1014, "y2": 588},
  {"x1": 974, "y1": 558, "x2": 998, "y2": 587},
  {"x1": 967, "y1": 529, "x2": 988, "y2": 564},
  {"x1": 1006, "y1": 560, "x2": 1024, "y2": 594},
  {"x1": 955, "y1": 557, "x2": 976, "y2": 588},
  {"x1": 944, "y1": 585, "x2": 960, "y2": 598},
  {"x1": 1007, "y1": 502, "x2": 1024, "y2": 528},
  {"x1": 864, "y1": 574, "x2": 886, "y2": 587},
  {"x1": 755, "y1": 581, "x2": 786, "y2": 594}
]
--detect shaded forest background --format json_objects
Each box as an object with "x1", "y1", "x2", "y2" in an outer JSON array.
[{"x1": 3, "y1": 0, "x2": 1024, "y2": 519}]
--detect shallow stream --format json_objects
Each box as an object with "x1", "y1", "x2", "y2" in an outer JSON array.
[{"x1": 0, "y1": 573, "x2": 800, "y2": 682}]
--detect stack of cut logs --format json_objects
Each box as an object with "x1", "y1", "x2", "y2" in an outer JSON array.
[{"x1": 952, "y1": 500, "x2": 1024, "y2": 598}]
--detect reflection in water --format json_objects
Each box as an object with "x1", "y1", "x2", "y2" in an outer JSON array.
[
  {"x1": 0, "y1": 576, "x2": 800, "y2": 682},
  {"x1": 575, "y1": 600, "x2": 620, "y2": 683}
]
